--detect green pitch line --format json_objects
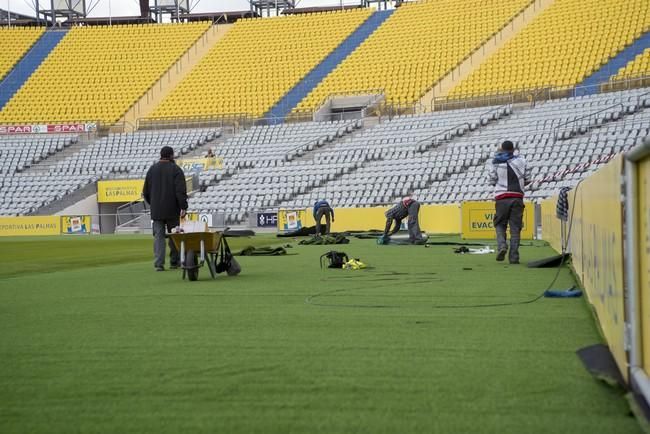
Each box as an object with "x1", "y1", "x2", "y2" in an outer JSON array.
[{"x1": 0, "y1": 236, "x2": 641, "y2": 434}]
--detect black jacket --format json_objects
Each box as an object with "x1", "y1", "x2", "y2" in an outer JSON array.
[
  {"x1": 142, "y1": 160, "x2": 188, "y2": 220},
  {"x1": 385, "y1": 203, "x2": 409, "y2": 221}
]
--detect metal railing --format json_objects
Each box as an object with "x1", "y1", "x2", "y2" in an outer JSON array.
[
  {"x1": 433, "y1": 75, "x2": 650, "y2": 113},
  {"x1": 116, "y1": 199, "x2": 148, "y2": 227},
  {"x1": 137, "y1": 113, "x2": 251, "y2": 133},
  {"x1": 553, "y1": 103, "x2": 624, "y2": 140}
]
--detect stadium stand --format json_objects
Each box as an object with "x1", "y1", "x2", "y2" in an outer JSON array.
[
  {"x1": 200, "y1": 89, "x2": 650, "y2": 217},
  {"x1": 151, "y1": 9, "x2": 372, "y2": 119},
  {"x1": 0, "y1": 22, "x2": 211, "y2": 125},
  {"x1": 265, "y1": 10, "x2": 394, "y2": 121},
  {"x1": 0, "y1": 26, "x2": 44, "y2": 81},
  {"x1": 2, "y1": 88, "x2": 649, "y2": 219},
  {"x1": 411, "y1": 88, "x2": 650, "y2": 203},
  {"x1": 49, "y1": 129, "x2": 220, "y2": 177},
  {"x1": 189, "y1": 121, "x2": 358, "y2": 223},
  {"x1": 277, "y1": 107, "x2": 508, "y2": 209},
  {"x1": 448, "y1": 0, "x2": 650, "y2": 98},
  {"x1": 0, "y1": 173, "x2": 94, "y2": 216},
  {"x1": 613, "y1": 48, "x2": 650, "y2": 80},
  {"x1": 0, "y1": 129, "x2": 218, "y2": 216},
  {"x1": 0, "y1": 134, "x2": 76, "y2": 175},
  {"x1": 294, "y1": 0, "x2": 532, "y2": 112}
]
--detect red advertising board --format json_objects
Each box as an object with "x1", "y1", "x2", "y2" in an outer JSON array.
[
  {"x1": 0, "y1": 123, "x2": 97, "y2": 135},
  {"x1": 0, "y1": 125, "x2": 35, "y2": 134}
]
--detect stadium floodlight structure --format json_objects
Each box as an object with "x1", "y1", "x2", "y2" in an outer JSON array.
[
  {"x1": 249, "y1": 0, "x2": 295, "y2": 17},
  {"x1": 40, "y1": 0, "x2": 87, "y2": 24},
  {"x1": 149, "y1": 0, "x2": 189, "y2": 23}
]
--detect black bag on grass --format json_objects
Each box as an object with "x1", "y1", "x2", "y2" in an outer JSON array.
[
  {"x1": 320, "y1": 251, "x2": 349, "y2": 269},
  {"x1": 216, "y1": 236, "x2": 240, "y2": 275}
]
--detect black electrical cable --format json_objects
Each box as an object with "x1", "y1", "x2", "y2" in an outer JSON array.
[{"x1": 305, "y1": 179, "x2": 584, "y2": 310}]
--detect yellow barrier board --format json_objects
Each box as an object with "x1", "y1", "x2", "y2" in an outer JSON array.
[
  {"x1": 540, "y1": 196, "x2": 563, "y2": 253},
  {"x1": 460, "y1": 201, "x2": 534, "y2": 239},
  {"x1": 637, "y1": 157, "x2": 650, "y2": 374},
  {"x1": 420, "y1": 203, "x2": 461, "y2": 234},
  {"x1": 278, "y1": 204, "x2": 461, "y2": 234},
  {"x1": 0, "y1": 216, "x2": 61, "y2": 236},
  {"x1": 177, "y1": 157, "x2": 223, "y2": 172},
  {"x1": 572, "y1": 155, "x2": 627, "y2": 380},
  {"x1": 61, "y1": 215, "x2": 91, "y2": 234},
  {"x1": 278, "y1": 209, "x2": 308, "y2": 231},
  {"x1": 97, "y1": 179, "x2": 144, "y2": 203}
]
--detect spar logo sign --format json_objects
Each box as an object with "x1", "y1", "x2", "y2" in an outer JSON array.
[
  {"x1": 0, "y1": 123, "x2": 98, "y2": 135},
  {"x1": 0, "y1": 125, "x2": 34, "y2": 134}
]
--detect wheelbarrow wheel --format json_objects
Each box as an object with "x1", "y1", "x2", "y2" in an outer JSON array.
[{"x1": 186, "y1": 249, "x2": 199, "y2": 281}]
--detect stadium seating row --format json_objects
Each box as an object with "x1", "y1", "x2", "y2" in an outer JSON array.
[
  {"x1": 0, "y1": 22, "x2": 211, "y2": 125},
  {"x1": 449, "y1": 0, "x2": 650, "y2": 97},
  {"x1": 614, "y1": 48, "x2": 650, "y2": 80},
  {"x1": 0, "y1": 26, "x2": 44, "y2": 82},
  {"x1": 0, "y1": 129, "x2": 217, "y2": 216},
  {"x1": 152, "y1": 9, "x2": 372, "y2": 119},
  {"x1": 295, "y1": 0, "x2": 532, "y2": 111},
  {"x1": 2, "y1": 86, "x2": 649, "y2": 222}
]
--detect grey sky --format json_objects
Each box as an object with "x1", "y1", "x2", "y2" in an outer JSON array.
[{"x1": 3, "y1": 0, "x2": 363, "y2": 18}]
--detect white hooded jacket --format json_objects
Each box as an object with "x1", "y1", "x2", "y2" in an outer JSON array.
[{"x1": 488, "y1": 154, "x2": 531, "y2": 199}]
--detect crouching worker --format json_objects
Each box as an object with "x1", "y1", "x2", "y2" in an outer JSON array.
[
  {"x1": 313, "y1": 199, "x2": 335, "y2": 235},
  {"x1": 382, "y1": 197, "x2": 423, "y2": 244}
]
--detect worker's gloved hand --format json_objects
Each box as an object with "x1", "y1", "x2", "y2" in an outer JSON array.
[{"x1": 180, "y1": 209, "x2": 187, "y2": 218}]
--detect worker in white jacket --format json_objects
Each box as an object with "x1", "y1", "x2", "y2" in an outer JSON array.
[{"x1": 488, "y1": 140, "x2": 531, "y2": 264}]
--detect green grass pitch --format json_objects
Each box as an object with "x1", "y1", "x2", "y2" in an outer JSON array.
[{"x1": 0, "y1": 234, "x2": 641, "y2": 433}]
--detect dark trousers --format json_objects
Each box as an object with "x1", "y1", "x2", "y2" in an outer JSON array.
[
  {"x1": 315, "y1": 208, "x2": 331, "y2": 235},
  {"x1": 407, "y1": 201, "x2": 423, "y2": 242},
  {"x1": 152, "y1": 217, "x2": 180, "y2": 268},
  {"x1": 494, "y1": 198, "x2": 524, "y2": 262}
]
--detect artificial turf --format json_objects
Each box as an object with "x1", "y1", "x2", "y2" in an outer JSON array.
[{"x1": 0, "y1": 235, "x2": 641, "y2": 433}]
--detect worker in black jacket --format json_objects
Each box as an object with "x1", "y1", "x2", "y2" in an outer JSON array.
[{"x1": 143, "y1": 146, "x2": 188, "y2": 271}]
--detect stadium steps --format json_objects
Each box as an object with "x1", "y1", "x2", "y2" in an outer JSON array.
[
  {"x1": 116, "y1": 24, "x2": 233, "y2": 132},
  {"x1": 26, "y1": 136, "x2": 95, "y2": 175},
  {"x1": 184, "y1": 129, "x2": 233, "y2": 158},
  {"x1": 31, "y1": 181, "x2": 97, "y2": 216},
  {"x1": 419, "y1": 0, "x2": 555, "y2": 106},
  {"x1": 264, "y1": 10, "x2": 395, "y2": 122},
  {"x1": 377, "y1": 107, "x2": 513, "y2": 203},
  {"x1": 575, "y1": 30, "x2": 650, "y2": 96},
  {"x1": 0, "y1": 29, "x2": 68, "y2": 110},
  {"x1": 291, "y1": 121, "x2": 368, "y2": 163}
]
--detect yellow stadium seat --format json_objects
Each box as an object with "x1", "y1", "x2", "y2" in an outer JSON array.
[
  {"x1": 449, "y1": 0, "x2": 650, "y2": 98},
  {"x1": 294, "y1": 0, "x2": 532, "y2": 112},
  {"x1": 0, "y1": 22, "x2": 211, "y2": 125},
  {"x1": 151, "y1": 9, "x2": 373, "y2": 119},
  {"x1": 613, "y1": 48, "x2": 650, "y2": 80},
  {"x1": 0, "y1": 26, "x2": 45, "y2": 81}
]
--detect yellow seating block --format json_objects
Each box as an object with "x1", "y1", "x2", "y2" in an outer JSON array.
[
  {"x1": 613, "y1": 48, "x2": 650, "y2": 80},
  {"x1": 151, "y1": 9, "x2": 373, "y2": 119},
  {"x1": 0, "y1": 26, "x2": 45, "y2": 81},
  {"x1": 295, "y1": 0, "x2": 531, "y2": 112},
  {"x1": 0, "y1": 22, "x2": 211, "y2": 125},
  {"x1": 449, "y1": 0, "x2": 650, "y2": 98}
]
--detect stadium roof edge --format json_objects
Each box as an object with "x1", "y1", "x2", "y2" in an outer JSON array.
[
  {"x1": 66, "y1": 16, "x2": 156, "y2": 26},
  {"x1": 282, "y1": 5, "x2": 364, "y2": 15},
  {"x1": 180, "y1": 11, "x2": 260, "y2": 24}
]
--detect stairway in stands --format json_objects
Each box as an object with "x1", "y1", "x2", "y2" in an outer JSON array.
[
  {"x1": 264, "y1": 10, "x2": 394, "y2": 122},
  {"x1": 0, "y1": 30, "x2": 68, "y2": 110}
]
